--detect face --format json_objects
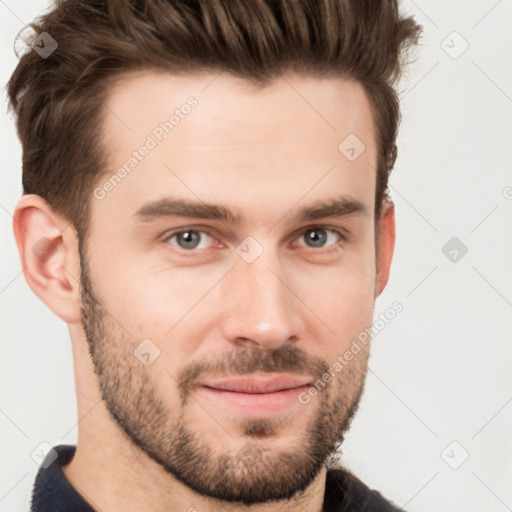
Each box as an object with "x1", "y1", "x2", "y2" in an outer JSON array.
[{"x1": 80, "y1": 71, "x2": 383, "y2": 505}]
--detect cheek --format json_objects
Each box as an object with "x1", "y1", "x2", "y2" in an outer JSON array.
[
  {"x1": 291, "y1": 250, "x2": 376, "y2": 360},
  {"x1": 99, "y1": 260, "x2": 213, "y2": 324},
  {"x1": 313, "y1": 271, "x2": 375, "y2": 333},
  {"x1": 296, "y1": 240, "x2": 376, "y2": 312}
]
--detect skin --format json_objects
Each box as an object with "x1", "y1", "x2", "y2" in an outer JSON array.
[{"x1": 13, "y1": 71, "x2": 395, "y2": 512}]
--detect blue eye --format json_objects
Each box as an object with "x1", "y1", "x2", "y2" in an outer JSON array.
[
  {"x1": 167, "y1": 230, "x2": 214, "y2": 250},
  {"x1": 298, "y1": 228, "x2": 342, "y2": 248},
  {"x1": 163, "y1": 226, "x2": 344, "y2": 253}
]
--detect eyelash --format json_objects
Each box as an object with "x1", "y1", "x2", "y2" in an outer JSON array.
[{"x1": 162, "y1": 225, "x2": 348, "y2": 254}]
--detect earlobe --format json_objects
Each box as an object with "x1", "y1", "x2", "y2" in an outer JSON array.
[
  {"x1": 12, "y1": 194, "x2": 82, "y2": 324},
  {"x1": 375, "y1": 201, "x2": 396, "y2": 297}
]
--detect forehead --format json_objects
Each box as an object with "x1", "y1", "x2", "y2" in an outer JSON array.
[
  {"x1": 94, "y1": 71, "x2": 377, "y2": 228},
  {"x1": 103, "y1": 70, "x2": 375, "y2": 149}
]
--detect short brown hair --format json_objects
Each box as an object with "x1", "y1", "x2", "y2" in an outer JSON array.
[{"x1": 8, "y1": 0, "x2": 421, "y2": 242}]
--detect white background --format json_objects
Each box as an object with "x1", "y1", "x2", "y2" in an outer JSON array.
[{"x1": 1, "y1": 1, "x2": 511, "y2": 511}]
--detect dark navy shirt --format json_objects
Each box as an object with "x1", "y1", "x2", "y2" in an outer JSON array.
[{"x1": 31, "y1": 445, "x2": 404, "y2": 512}]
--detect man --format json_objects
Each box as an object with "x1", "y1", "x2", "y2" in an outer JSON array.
[{"x1": 8, "y1": 0, "x2": 421, "y2": 510}]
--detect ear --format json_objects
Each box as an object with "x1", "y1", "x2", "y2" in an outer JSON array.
[
  {"x1": 12, "y1": 194, "x2": 82, "y2": 323},
  {"x1": 375, "y1": 200, "x2": 396, "y2": 297}
]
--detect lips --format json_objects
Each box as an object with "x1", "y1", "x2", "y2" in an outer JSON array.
[{"x1": 201, "y1": 374, "x2": 312, "y2": 394}]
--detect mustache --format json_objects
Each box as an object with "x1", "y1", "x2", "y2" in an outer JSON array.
[{"x1": 177, "y1": 344, "x2": 330, "y2": 400}]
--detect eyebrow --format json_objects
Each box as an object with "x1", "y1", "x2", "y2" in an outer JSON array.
[
  {"x1": 134, "y1": 198, "x2": 241, "y2": 224},
  {"x1": 133, "y1": 196, "x2": 368, "y2": 224},
  {"x1": 296, "y1": 197, "x2": 368, "y2": 223}
]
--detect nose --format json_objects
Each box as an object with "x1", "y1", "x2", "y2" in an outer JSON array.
[{"x1": 219, "y1": 250, "x2": 304, "y2": 351}]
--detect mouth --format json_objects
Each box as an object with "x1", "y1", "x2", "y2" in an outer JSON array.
[{"x1": 198, "y1": 374, "x2": 313, "y2": 416}]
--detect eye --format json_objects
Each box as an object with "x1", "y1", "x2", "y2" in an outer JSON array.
[
  {"x1": 296, "y1": 227, "x2": 343, "y2": 249},
  {"x1": 165, "y1": 229, "x2": 215, "y2": 250}
]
